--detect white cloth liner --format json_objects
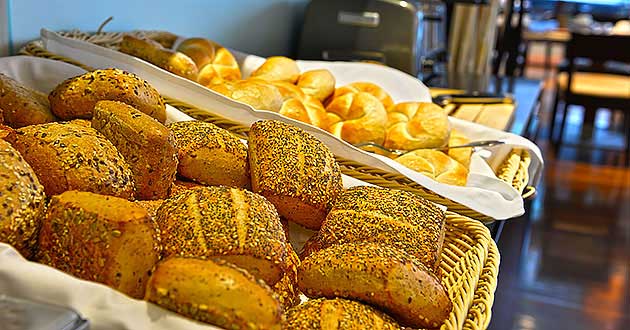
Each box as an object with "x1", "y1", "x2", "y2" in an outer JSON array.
[{"x1": 39, "y1": 28, "x2": 543, "y2": 219}]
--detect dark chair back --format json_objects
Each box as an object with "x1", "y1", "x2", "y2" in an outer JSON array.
[{"x1": 566, "y1": 33, "x2": 630, "y2": 65}]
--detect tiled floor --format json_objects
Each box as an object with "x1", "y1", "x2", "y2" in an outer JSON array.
[{"x1": 488, "y1": 76, "x2": 630, "y2": 329}]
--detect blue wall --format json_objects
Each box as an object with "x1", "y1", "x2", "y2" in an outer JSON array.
[{"x1": 8, "y1": 0, "x2": 309, "y2": 56}]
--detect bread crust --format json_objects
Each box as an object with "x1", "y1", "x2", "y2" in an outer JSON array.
[
  {"x1": 11, "y1": 122, "x2": 135, "y2": 198},
  {"x1": 168, "y1": 121, "x2": 250, "y2": 188},
  {"x1": 395, "y1": 149, "x2": 469, "y2": 186},
  {"x1": 286, "y1": 298, "x2": 401, "y2": 330},
  {"x1": 92, "y1": 100, "x2": 178, "y2": 200},
  {"x1": 248, "y1": 120, "x2": 343, "y2": 230},
  {"x1": 250, "y1": 56, "x2": 300, "y2": 83},
  {"x1": 296, "y1": 69, "x2": 335, "y2": 103},
  {"x1": 384, "y1": 102, "x2": 450, "y2": 150},
  {"x1": 0, "y1": 139, "x2": 46, "y2": 258},
  {"x1": 177, "y1": 38, "x2": 242, "y2": 86},
  {"x1": 156, "y1": 186, "x2": 288, "y2": 285},
  {"x1": 0, "y1": 73, "x2": 57, "y2": 128},
  {"x1": 326, "y1": 92, "x2": 387, "y2": 145},
  {"x1": 37, "y1": 191, "x2": 161, "y2": 299},
  {"x1": 331, "y1": 82, "x2": 393, "y2": 108},
  {"x1": 145, "y1": 257, "x2": 285, "y2": 330},
  {"x1": 298, "y1": 242, "x2": 452, "y2": 328},
  {"x1": 49, "y1": 68, "x2": 166, "y2": 123}
]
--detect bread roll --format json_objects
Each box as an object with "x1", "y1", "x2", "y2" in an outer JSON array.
[
  {"x1": 0, "y1": 140, "x2": 46, "y2": 258},
  {"x1": 395, "y1": 149, "x2": 468, "y2": 186},
  {"x1": 145, "y1": 257, "x2": 284, "y2": 330},
  {"x1": 0, "y1": 73, "x2": 57, "y2": 128},
  {"x1": 263, "y1": 80, "x2": 305, "y2": 102},
  {"x1": 92, "y1": 101, "x2": 178, "y2": 200},
  {"x1": 168, "y1": 121, "x2": 249, "y2": 188},
  {"x1": 176, "y1": 38, "x2": 241, "y2": 86},
  {"x1": 384, "y1": 102, "x2": 450, "y2": 151},
  {"x1": 250, "y1": 56, "x2": 300, "y2": 83},
  {"x1": 448, "y1": 129, "x2": 472, "y2": 168},
  {"x1": 286, "y1": 298, "x2": 401, "y2": 330},
  {"x1": 298, "y1": 242, "x2": 451, "y2": 328},
  {"x1": 331, "y1": 82, "x2": 393, "y2": 108},
  {"x1": 296, "y1": 69, "x2": 335, "y2": 103},
  {"x1": 210, "y1": 79, "x2": 284, "y2": 112},
  {"x1": 119, "y1": 35, "x2": 198, "y2": 81},
  {"x1": 249, "y1": 120, "x2": 343, "y2": 230},
  {"x1": 325, "y1": 92, "x2": 387, "y2": 145},
  {"x1": 156, "y1": 186, "x2": 288, "y2": 285},
  {"x1": 146, "y1": 31, "x2": 179, "y2": 49},
  {"x1": 11, "y1": 122, "x2": 135, "y2": 198},
  {"x1": 37, "y1": 191, "x2": 161, "y2": 299},
  {"x1": 49, "y1": 68, "x2": 166, "y2": 123},
  {"x1": 319, "y1": 186, "x2": 445, "y2": 274},
  {"x1": 278, "y1": 96, "x2": 328, "y2": 129}
]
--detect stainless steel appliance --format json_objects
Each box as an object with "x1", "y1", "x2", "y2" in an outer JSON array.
[{"x1": 298, "y1": 0, "x2": 448, "y2": 76}]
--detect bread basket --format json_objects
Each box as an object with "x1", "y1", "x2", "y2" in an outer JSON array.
[
  {"x1": 21, "y1": 30, "x2": 537, "y2": 223},
  {"x1": 10, "y1": 46, "x2": 500, "y2": 329}
]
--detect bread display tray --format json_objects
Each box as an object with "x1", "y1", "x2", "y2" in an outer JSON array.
[
  {"x1": 27, "y1": 29, "x2": 543, "y2": 222},
  {"x1": 0, "y1": 55, "x2": 499, "y2": 330}
]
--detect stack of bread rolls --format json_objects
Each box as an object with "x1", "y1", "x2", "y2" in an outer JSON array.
[
  {"x1": 0, "y1": 66, "x2": 456, "y2": 329},
  {"x1": 114, "y1": 34, "x2": 475, "y2": 187}
]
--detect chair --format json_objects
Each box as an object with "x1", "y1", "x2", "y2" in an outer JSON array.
[{"x1": 549, "y1": 32, "x2": 630, "y2": 163}]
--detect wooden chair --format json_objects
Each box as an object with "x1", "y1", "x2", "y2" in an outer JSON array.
[{"x1": 549, "y1": 32, "x2": 630, "y2": 163}]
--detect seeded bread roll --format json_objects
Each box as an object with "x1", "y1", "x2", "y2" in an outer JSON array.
[
  {"x1": 134, "y1": 199, "x2": 163, "y2": 219},
  {"x1": 0, "y1": 140, "x2": 46, "y2": 258},
  {"x1": 169, "y1": 179, "x2": 205, "y2": 197},
  {"x1": 37, "y1": 191, "x2": 161, "y2": 299},
  {"x1": 92, "y1": 100, "x2": 178, "y2": 200},
  {"x1": 145, "y1": 257, "x2": 285, "y2": 330},
  {"x1": 49, "y1": 68, "x2": 166, "y2": 123},
  {"x1": 119, "y1": 35, "x2": 199, "y2": 81},
  {"x1": 319, "y1": 186, "x2": 445, "y2": 274},
  {"x1": 10, "y1": 122, "x2": 135, "y2": 198},
  {"x1": 286, "y1": 298, "x2": 401, "y2": 330},
  {"x1": 156, "y1": 186, "x2": 288, "y2": 285},
  {"x1": 298, "y1": 242, "x2": 452, "y2": 329},
  {"x1": 168, "y1": 121, "x2": 249, "y2": 188},
  {"x1": 0, "y1": 73, "x2": 57, "y2": 128},
  {"x1": 248, "y1": 120, "x2": 343, "y2": 230}
]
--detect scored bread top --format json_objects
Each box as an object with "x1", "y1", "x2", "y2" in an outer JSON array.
[
  {"x1": 248, "y1": 120, "x2": 343, "y2": 229},
  {"x1": 168, "y1": 121, "x2": 247, "y2": 160},
  {"x1": 0, "y1": 73, "x2": 57, "y2": 128},
  {"x1": 320, "y1": 186, "x2": 446, "y2": 274},
  {"x1": 286, "y1": 298, "x2": 401, "y2": 330}
]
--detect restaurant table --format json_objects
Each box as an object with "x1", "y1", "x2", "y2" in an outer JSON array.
[
  {"x1": 522, "y1": 28, "x2": 571, "y2": 76},
  {"x1": 424, "y1": 72, "x2": 544, "y2": 242}
]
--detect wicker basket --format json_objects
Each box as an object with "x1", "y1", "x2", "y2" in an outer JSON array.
[
  {"x1": 21, "y1": 30, "x2": 535, "y2": 223},
  {"x1": 19, "y1": 35, "x2": 501, "y2": 330}
]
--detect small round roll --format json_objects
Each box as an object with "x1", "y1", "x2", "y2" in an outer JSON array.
[
  {"x1": 286, "y1": 298, "x2": 401, "y2": 330},
  {"x1": 250, "y1": 56, "x2": 301, "y2": 83},
  {"x1": 330, "y1": 82, "x2": 393, "y2": 108},
  {"x1": 278, "y1": 96, "x2": 328, "y2": 129},
  {"x1": 395, "y1": 149, "x2": 468, "y2": 186},
  {"x1": 384, "y1": 102, "x2": 450, "y2": 150},
  {"x1": 176, "y1": 37, "x2": 242, "y2": 86},
  {"x1": 325, "y1": 92, "x2": 387, "y2": 145},
  {"x1": 210, "y1": 79, "x2": 284, "y2": 112},
  {"x1": 296, "y1": 69, "x2": 336, "y2": 102}
]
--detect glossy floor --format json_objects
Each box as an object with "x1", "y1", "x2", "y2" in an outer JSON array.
[{"x1": 488, "y1": 81, "x2": 630, "y2": 330}]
